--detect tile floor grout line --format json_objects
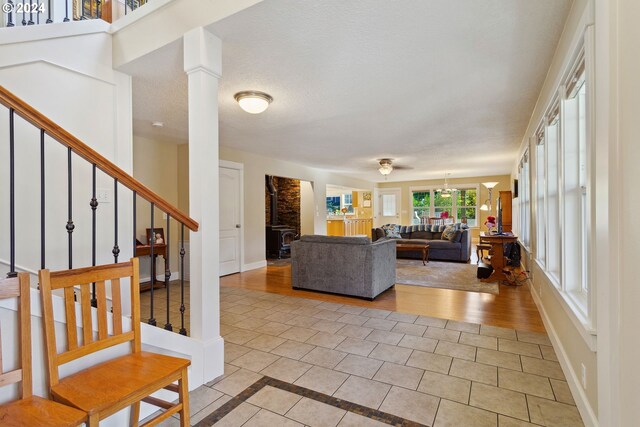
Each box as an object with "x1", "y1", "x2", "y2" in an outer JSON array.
[{"x1": 200, "y1": 375, "x2": 430, "y2": 427}]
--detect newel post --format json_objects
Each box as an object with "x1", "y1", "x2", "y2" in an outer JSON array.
[{"x1": 184, "y1": 27, "x2": 223, "y2": 382}]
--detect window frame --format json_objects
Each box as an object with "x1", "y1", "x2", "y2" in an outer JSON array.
[
  {"x1": 528, "y1": 32, "x2": 596, "y2": 343},
  {"x1": 408, "y1": 184, "x2": 480, "y2": 226}
]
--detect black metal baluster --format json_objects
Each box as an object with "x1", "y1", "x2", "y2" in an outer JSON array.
[
  {"x1": 7, "y1": 109, "x2": 16, "y2": 278},
  {"x1": 21, "y1": 0, "x2": 26, "y2": 25},
  {"x1": 90, "y1": 164, "x2": 98, "y2": 307},
  {"x1": 66, "y1": 147, "x2": 74, "y2": 269},
  {"x1": 40, "y1": 129, "x2": 45, "y2": 269},
  {"x1": 113, "y1": 179, "x2": 120, "y2": 262},
  {"x1": 96, "y1": 0, "x2": 101, "y2": 19},
  {"x1": 46, "y1": 0, "x2": 52, "y2": 22},
  {"x1": 80, "y1": 0, "x2": 85, "y2": 19},
  {"x1": 164, "y1": 214, "x2": 172, "y2": 331},
  {"x1": 36, "y1": 0, "x2": 40, "y2": 25},
  {"x1": 179, "y1": 223, "x2": 186, "y2": 335},
  {"x1": 124, "y1": 0, "x2": 127, "y2": 15},
  {"x1": 63, "y1": 0, "x2": 69, "y2": 21},
  {"x1": 148, "y1": 202, "x2": 156, "y2": 326},
  {"x1": 7, "y1": 1, "x2": 15, "y2": 26},
  {"x1": 27, "y1": 0, "x2": 34, "y2": 24}
]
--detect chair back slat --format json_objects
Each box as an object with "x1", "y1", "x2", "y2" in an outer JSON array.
[
  {"x1": 111, "y1": 278, "x2": 123, "y2": 335},
  {"x1": 40, "y1": 259, "x2": 140, "y2": 387},
  {"x1": 49, "y1": 264, "x2": 134, "y2": 290},
  {"x1": 0, "y1": 274, "x2": 32, "y2": 398},
  {"x1": 131, "y1": 261, "x2": 141, "y2": 353},
  {"x1": 63, "y1": 287, "x2": 78, "y2": 351},
  {"x1": 80, "y1": 284, "x2": 93, "y2": 346},
  {"x1": 96, "y1": 281, "x2": 108, "y2": 340}
]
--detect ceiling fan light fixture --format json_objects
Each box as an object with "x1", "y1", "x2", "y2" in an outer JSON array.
[
  {"x1": 378, "y1": 159, "x2": 394, "y2": 176},
  {"x1": 234, "y1": 91, "x2": 273, "y2": 114},
  {"x1": 436, "y1": 172, "x2": 457, "y2": 196}
]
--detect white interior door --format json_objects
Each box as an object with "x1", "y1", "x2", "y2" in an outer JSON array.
[
  {"x1": 219, "y1": 166, "x2": 242, "y2": 276},
  {"x1": 375, "y1": 188, "x2": 402, "y2": 227}
]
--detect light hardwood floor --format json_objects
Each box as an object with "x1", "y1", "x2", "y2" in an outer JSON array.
[{"x1": 220, "y1": 254, "x2": 545, "y2": 333}]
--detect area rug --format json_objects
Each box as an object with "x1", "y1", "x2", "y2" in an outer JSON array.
[
  {"x1": 267, "y1": 258, "x2": 291, "y2": 267},
  {"x1": 395, "y1": 259, "x2": 499, "y2": 295}
]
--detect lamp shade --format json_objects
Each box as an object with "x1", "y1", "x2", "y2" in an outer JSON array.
[
  {"x1": 482, "y1": 181, "x2": 499, "y2": 189},
  {"x1": 480, "y1": 204, "x2": 489, "y2": 211},
  {"x1": 234, "y1": 91, "x2": 273, "y2": 114}
]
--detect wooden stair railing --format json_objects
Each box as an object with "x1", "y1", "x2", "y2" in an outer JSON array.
[
  {"x1": 2, "y1": 0, "x2": 116, "y2": 26},
  {"x1": 0, "y1": 85, "x2": 197, "y2": 335}
]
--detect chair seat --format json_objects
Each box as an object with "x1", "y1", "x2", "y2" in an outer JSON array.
[
  {"x1": 51, "y1": 351, "x2": 190, "y2": 415},
  {"x1": 0, "y1": 396, "x2": 86, "y2": 427}
]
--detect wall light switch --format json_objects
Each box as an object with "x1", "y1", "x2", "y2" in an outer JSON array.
[{"x1": 97, "y1": 188, "x2": 111, "y2": 204}]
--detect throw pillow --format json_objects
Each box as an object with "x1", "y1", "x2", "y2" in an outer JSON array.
[
  {"x1": 441, "y1": 225, "x2": 456, "y2": 241},
  {"x1": 382, "y1": 224, "x2": 402, "y2": 239},
  {"x1": 450, "y1": 230, "x2": 463, "y2": 243}
]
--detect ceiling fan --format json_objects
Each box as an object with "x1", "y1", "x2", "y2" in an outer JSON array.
[{"x1": 377, "y1": 159, "x2": 412, "y2": 178}]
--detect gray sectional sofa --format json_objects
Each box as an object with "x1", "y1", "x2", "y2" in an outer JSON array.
[
  {"x1": 372, "y1": 223, "x2": 471, "y2": 263},
  {"x1": 291, "y1": 235, "x2": 396, "y2": 300}
]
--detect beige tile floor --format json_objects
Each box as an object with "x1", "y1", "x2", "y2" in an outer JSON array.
[
  {"x1": 140, "y1": 280, "x2": 190, "y2": 334},
  {"x1": 145, "y1": 285, "x2": 584, "y2": 427}
]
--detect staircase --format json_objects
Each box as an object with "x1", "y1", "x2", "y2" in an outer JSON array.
[
  {"x1": 1, "y1": 0, "x2": 149, "y2": 27},
  {"x1": 0, "y1": 85, "x2": 206, "y2": 424}
]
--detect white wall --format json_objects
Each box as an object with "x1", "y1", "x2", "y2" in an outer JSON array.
[
  {"x1": 219, "y1": 146, "x2": 374, "y2": 268},
  {"x1": 132, "y1": 135, "x2": 183, "y2": 281},
  {"x1": 601, "y1": 0, "x2": 640, "y2": 425},
  {"x1": 300, "y1": 180, "x2": 315, "y2": 236},
  {"x1": 0, "y1": 23, "x2": 133, "y2": 283},
  {"x1": 510, "y1": 0, "x2": 599, "y2": 424}
]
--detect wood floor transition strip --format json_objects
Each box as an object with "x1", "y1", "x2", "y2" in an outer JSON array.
[{"x1": 195, "y1": 376, "x2": 427, "y2": 427}]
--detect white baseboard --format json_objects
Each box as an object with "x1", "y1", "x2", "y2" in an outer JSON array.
[
  {"x1": 530, "y1": 286, "x2": 599, "y2": 427},
  {"x1": 242, "y1": 260, "x2": 267, "y2": 272},
  {"x1": 139, "y1": 271, "x2": 179, "y2": 283}
]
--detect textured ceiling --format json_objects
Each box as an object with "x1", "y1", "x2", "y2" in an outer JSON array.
[{"x1": 124, "y1": 0, "x2": 572, "y2": 182}]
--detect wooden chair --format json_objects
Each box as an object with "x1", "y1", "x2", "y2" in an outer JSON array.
[
  {"x1": 39, "y1": 258, "x2": 190, "y2": 427},
  {"x1": 0, "y1": 273, "x2": 87, "y2": 427},
  {"x1": 476, "y1": 244, "x2": 493, "y2": 264}
]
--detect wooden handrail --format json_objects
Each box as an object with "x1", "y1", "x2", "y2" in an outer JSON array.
[{"x1": 0, "y1": 86, "x2": 198, "y2": 231}]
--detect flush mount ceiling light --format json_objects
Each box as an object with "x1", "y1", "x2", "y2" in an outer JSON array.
[
  {"x1": 378, "y1": 159, "x2": 394, "y2": 176},
  {"x1": 151, "y1": 121, "x2": 164, "y2": 128},
  {"x1": 436, "y1": 172, "x2": 458, "y2": 198},
  {"x1": 234, "y1": 91, "x2": 273, "y2": 114}
]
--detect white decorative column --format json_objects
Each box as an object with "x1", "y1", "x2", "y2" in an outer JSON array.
[{"x1": 184, "y1": 27, "x2": 223, "y2": 382}]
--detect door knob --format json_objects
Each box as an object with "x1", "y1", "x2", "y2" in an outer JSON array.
[{"x1": 235, "y1": 224, "x2": 241, "y2": 228}]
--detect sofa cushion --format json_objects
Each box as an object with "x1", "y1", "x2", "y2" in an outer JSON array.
[
  {"x1": 442, "y1": 225, "x2": 456, "y2": 241},
  {"x1": 381, "y1": 224, "x2": 402, "y2": 239},
  {"x1": 374, "y1": 228, "x2": 386, "y2": 240},
  {"x1": 411, "y1": 231, "x2": 434, "y2": 240}
]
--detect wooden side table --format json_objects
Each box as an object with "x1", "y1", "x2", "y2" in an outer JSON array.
[
  {"x1": 478, "y1": 233, "x2": 518, "y2": 282},
  {"x1": 135, "y1": 243, "x2": 167, "y2": 291},
  {"x1": 396, "y1": 243, "x2": 430, "y2": 265}
]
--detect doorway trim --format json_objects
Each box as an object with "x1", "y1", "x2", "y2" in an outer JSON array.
[
  {"x1": 373, "y1": 187, "x2": 402, "y2": 228},
  {"x1": 219, "y1": 160, "x2": 245, "y2": 273}
]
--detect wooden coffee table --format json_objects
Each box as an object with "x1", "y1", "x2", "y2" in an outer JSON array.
[{"x1": 396, "y1": 243, "x2": 430, "y2": 265}]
